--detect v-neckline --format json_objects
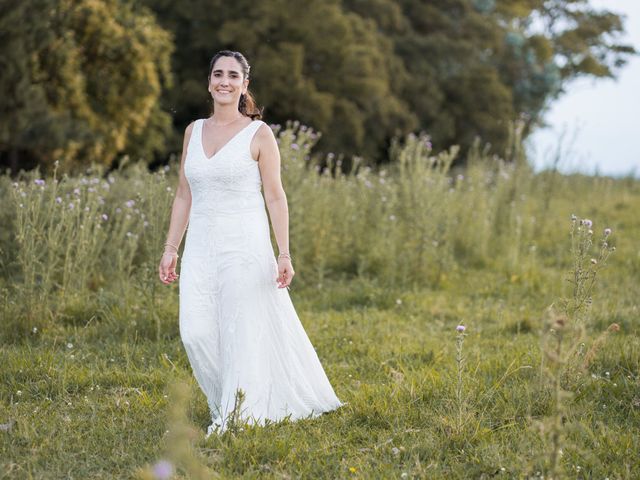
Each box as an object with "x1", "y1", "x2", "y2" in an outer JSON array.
[{"x1": 200, "y1": 118, "x2": 255, "y2": 160}]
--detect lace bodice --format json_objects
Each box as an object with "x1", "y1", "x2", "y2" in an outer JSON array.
[{"x1": 184, "y1": 118, "x2": 265, "y2": 216}]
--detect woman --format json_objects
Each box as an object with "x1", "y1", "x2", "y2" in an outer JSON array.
[{"x1": 158, "y1": 50, "x2": 344, "y2": 437}]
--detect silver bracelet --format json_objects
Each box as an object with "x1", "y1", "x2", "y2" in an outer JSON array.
[{"x1": 278, "y1": 253, "x2": 292, "y2": 260}]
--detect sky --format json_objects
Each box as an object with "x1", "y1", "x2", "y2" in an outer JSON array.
[{"x1": 526, "y1": 0, "x2": 640, "y2": 178}]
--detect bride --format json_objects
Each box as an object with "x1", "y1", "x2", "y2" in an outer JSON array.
[{"x1": 158, "y1": 50, "x2": 344, "y2": 436}]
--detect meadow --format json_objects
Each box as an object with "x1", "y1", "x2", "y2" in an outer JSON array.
[{"x1": 1, "y1": 121, "x2": 638, "y2": 479}]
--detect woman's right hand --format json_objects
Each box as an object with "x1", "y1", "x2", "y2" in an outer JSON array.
[{"x1": 159, "y1": 252, "x2": 179, "y2": 284}]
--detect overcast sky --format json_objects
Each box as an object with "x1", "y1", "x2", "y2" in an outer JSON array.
[{"x1": 527, "y1": 0, "x2": 640, "y2": 178}]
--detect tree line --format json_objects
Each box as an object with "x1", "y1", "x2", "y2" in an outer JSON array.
[{"x1": 0, "y1": 0, "x2": 635, "y2": 173}]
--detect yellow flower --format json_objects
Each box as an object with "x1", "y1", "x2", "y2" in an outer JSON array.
[{"x1": 349, "y1": 467, "x2": 357, "y2": 473}]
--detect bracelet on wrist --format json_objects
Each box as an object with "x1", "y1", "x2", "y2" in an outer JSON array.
[
  {"x1": 278, "y1": 253, "x2": 292, "y2": 260},
  {"x1": 164, "y1": 242, "x2": 179, "y2": 251}
]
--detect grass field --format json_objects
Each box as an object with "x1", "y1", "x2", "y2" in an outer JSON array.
[{"x1": 1, "y1": 122, "x2": 639, "y2": 478}]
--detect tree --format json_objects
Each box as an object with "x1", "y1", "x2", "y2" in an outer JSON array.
[
  {"x1": 0, "y1": 0, "x2": 173, "y2": 173},
  {"x1": 143, "y1": 0, "x2": 417, "y2": 164}
]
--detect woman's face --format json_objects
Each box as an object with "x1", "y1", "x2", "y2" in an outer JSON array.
[{"x1": 208, "y1": 56, "x2": 249, "y2": 108}]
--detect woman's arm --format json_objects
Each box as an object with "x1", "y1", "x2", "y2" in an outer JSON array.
[
  {"x1": 159, "y1": 122, "x2": 194, "y2": 284},
  {"x1": 255, "y1": 123, "x2": 295, "y2": 288}
]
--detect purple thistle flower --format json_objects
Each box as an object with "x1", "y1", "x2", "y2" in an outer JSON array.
[
  {"x1": 583, "y1": 219, "x2": 593, "y2": 228},
  {"x1": 101, "y1": 214, "x2": 108, "y2": 221},
  {"x1": 456, "y1": 325, "x2": 466, "y2": 332},
  {"x1": 55, "y1": 197, "x2": 63, "y2": 204},
  {"x1": 291, "y1": 143, "x2": 299, "y2": 150},
  {"x1": 604, "y1": 228, "x2": 612, "y2": 236},
  {"x1": 125, "y1": 200, "x2": 135, "y2": 208},
  {"x1": 34, "y1": 179, "x2": 45, "y2": 186},
  {"x1": 152, "y1": 459, "x2": 174, "y2": 479}
]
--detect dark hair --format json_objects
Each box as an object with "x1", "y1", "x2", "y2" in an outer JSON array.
[{"x1": 208, "y1": 50, "x2": 264, "y2": 120}]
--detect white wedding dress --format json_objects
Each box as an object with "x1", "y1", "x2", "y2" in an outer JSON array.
[{"x1": 178, "y1": 118, "x2": 344, "y2": 437}]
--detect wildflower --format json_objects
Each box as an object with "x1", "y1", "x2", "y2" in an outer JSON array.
[
  {"x1": 588, "y1": 229, "x2": 593, "y2": 235},
  {"x1": 604, "y1": 228, "x2": 612, "y2": 236},
  {"x1": 583, "y1": 219, "x2": 593, "y2": 228},
  {"x1": 67, "y1": 342, "x2": 73, "y2": 349},
  {"x1": 389, "y1": 214, "x2": 396, "y2": 221},
  {"x1": 125, "y1": 200, "x2": 135, "y2": 208},
  {"x1": 143, "y1": 221, "x2": 149, "y2": 227},
  {"x1": 16, "y1": 390, "x2": 22, "y2": 396},
  {"x1": 126, "y1": 231, "x2": 133, "y2": 237},
  {"x1": 571, "y1": 214, "x2": 577, "y2": 221},
  {"x1": 34, "y1": 179, "x2": 45, "y2": 186},
  {"x1": 73, "y1": 188, "x2": 81, "y2": 195},
  {"x1": 391, "y1": 447, "x2": 400, "y2": 455},
  {"x1": 12, "y1": 182, "x2": 19, "y2": 188},
  {"x1": 68, "y1": 202, "x2": 74, "y2": 210},
  {"x1": 396, "y1": 299, "x2": 402, "y2": 305},
  {"x1": 55, "y1": 197, "x2": 62, "y2": 204},
  {"x1": 116, "y1": 207, "x2": 122, "y2": 213},
  {"x1": 456, "y1": 325, "x2": 466, "y2": 332},
  {"x1": 291, "y1": 143, "x2": 299, "y2": 150},
  {"x1": 32, "y1": 327, "x2": 37, "y2": 333},
  {"x1": 84, "y1": 206, "x2": 90, "y2": 212},
  {"x1": 166, "y1": 186, "x2": 172, "y2": 192},
  {"x1": 101, "y1": 214, "x2": 108, "y2": 221},
  {"x1": 349, "y1": 467, "x2": 357, "y2": 473},
  {"x1": 590, "y1": 258, "x2": 597, "y2": 265}
]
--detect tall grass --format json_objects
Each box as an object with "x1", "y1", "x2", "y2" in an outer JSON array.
[{"x1": 2, "y1": 119, "x2": 637, "y2": 340}]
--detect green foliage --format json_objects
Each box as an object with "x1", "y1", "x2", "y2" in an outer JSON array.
[
  {"x1": 1, "y1": 0, "x2": 635, "y2": 171},
  {"x1": 0, "y1": 0, "x2": 173, "y2": 172}
]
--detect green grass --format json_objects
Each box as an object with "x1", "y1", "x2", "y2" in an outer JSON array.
[
  {"x1": 1, "y1": 123, "x2": 639, "y2": 478},
  {"x1": 1, "y1": 269, "x2": 638, "y2": 478}
]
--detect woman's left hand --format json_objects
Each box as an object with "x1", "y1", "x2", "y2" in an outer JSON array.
[{"x1": 276, "y1": 257, "x2": 295, "y2": 288}]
